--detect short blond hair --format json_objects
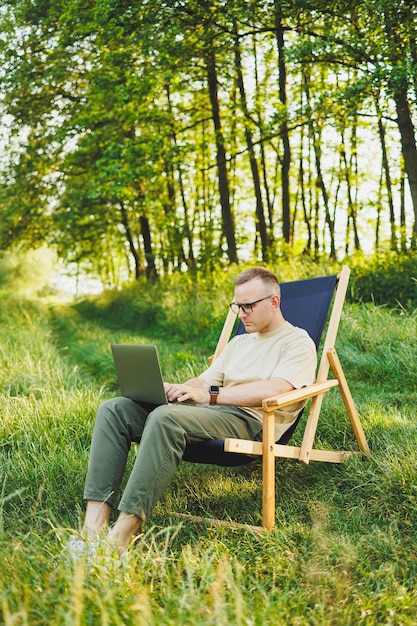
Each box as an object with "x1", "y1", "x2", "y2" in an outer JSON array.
[{"x1": 234, "y1": 266, "x2": 281, "y2": 297}]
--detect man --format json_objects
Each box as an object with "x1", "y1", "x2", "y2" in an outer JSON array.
[{"x1": 75, "y1": 266, "x2": 316, "y2": 554}]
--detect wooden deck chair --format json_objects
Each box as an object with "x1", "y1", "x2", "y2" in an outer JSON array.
[{"x1": 181, "y1": 266, "x2": 370, "y2": 531}]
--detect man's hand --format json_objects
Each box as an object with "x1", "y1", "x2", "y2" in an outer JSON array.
[{"x1": 164, "y1": 381, "x2": 210, "y2": 405}]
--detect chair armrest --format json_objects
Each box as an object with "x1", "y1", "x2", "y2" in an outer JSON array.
[{"x1": 262, "y1": 379, "x2": 339, "y2": 411}]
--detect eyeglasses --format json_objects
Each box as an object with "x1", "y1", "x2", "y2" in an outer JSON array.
[{"x1": 229, "y1": 294, "x2": 273, "y2": 315}]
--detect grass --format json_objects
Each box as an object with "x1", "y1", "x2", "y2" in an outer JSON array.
[{"x1": 1, "y1": 281, "x2": 417, "y2": 624}]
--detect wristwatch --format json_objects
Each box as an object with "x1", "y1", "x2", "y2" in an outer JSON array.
[{"x1": 209, "y1": 385, "x2": 220, "y2": 405}]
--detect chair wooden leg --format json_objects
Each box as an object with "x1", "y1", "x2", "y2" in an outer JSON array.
[
  {"x1": 298, "y1": 393, "x2": 326, "y2": 464},
  {"x1": 262, "y1": 411, "x2": 276, "y2": 530},
  {"x1": 328, "y1": 348, "x2": 370, "y2": 455}
]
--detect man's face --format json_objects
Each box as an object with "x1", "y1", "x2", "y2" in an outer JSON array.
[{"x1": 233, "y1": 278, "x2": 278, "y2": 334}]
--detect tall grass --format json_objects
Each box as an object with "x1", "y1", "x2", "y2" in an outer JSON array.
[{"x1": 1, "y1": 279, "x2": 417, "y2": 624}]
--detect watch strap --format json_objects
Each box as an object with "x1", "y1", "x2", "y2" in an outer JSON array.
[{"x1": 209, "y1": 385, "x2": 220, "y2": 405}]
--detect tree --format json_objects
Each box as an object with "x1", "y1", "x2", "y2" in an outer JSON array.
[{"x1": 1, "y1": 0, "x2": 417, "y2": 284}]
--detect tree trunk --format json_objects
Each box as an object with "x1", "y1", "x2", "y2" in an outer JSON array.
[
  {"x1": 274, "y1": 4, "x2": 291, "y2": 244},
  {"x1": 165, "y1": 84, "x2": 195, "y2": 269},
  {"x1": 119, "y1": 201, "x2": 143, "y2": 279},
  {"x1": 395, "y1": 91, "x2": 417, "y2": 243},
  {"x1": 298, "y1": 151, "x2": 312, "y2": 254},
  {"x1": 340, "y1": 135, "x2": 360, "y2": 254},
  {"x1": 303, "y1": 70, "x2": 336, "y2": 258},
  {"x1": 375, "y1": 97, "x2": 397, "y2": 250},
  {"x1": 233, "y1": 22, "x2": 269, "y2": 260},
  {"x1": 400, "y1": 159, "x2": 407, "y2": 252},
  {"x1": 205, "y1": 48, "x2": 238, "y2": 264},
  {"x1": 139, "y1": 215, "x2": 158, "y2": 279},
  {"x1": 383, "y1": 8, "x2": 417, "y2": 245},
  {"x1": 252, "y1": 29, "x2": 275, "y2": 254}
]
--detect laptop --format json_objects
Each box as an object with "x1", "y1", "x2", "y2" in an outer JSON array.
[{"x1": 111, "y1": 344, "x2": 168, "y2": 405}]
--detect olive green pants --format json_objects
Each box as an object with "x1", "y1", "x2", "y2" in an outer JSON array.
[{"x1": 83, "y1": 397, "x2": 263, "y2": 521}]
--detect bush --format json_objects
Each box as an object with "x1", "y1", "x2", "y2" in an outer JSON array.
[
  {"x1": 71, "y1": 253, "x2": 417, "y2": 351},
  {"x1": 0, "y1": 246, "x2": 57, "y2": 297},
  {"x1": 73, "y1": 266, "x2": 239, "y2": 349},
  {"x1": 348, "y1": 251, "x2": 417, "y2": 309}
]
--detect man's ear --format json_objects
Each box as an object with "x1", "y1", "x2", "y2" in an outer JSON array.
[{"x1": 271, "y1": 294, "x2": 281, "y2": 310}]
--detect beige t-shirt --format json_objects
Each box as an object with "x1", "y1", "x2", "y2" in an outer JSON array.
[{"x1": 200, "y1": 322, "x2": 317, "y2": 441}]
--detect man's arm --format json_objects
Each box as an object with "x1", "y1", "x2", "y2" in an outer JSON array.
[
  {"x1": 207, "y1": 377, "x2": 294, "y2": 406},
  {"x1": 164, "y1": 377, "x2": 294, "y2": 406}
]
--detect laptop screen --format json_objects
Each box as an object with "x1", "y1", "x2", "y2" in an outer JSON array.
[{"x1": 111, "y1": 344, "x2": 168, "y2": 405}]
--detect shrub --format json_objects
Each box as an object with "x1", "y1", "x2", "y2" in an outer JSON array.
[{"x1": 348, "y1": 251, "x2": 417, "y2": 309}]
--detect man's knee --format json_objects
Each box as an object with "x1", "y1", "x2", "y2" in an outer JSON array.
[
  {"x1": 146, "y1": 405, "x2": 185, "y2": 433},
  {"x1": 95, "y1": 397, "x2": 125, "y2": 423},
  {"x1": 143, "y1": 405, "x2": 188, "y2": 453},
  {"x1": 94, "y1": 397, "x2": 148, "y2": 442},
  {"x1": 97, "y1": 396, "x2": 131, "y2": 415},
  {"x1": 95, "y1": 397, "x2": 142, "y2": 431}
]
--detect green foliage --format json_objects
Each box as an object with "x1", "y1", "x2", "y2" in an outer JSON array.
[
  {"x1": 0, "y1": 294, "x2": 98, "y2": 534},
  {"x1": 70, "y1": 254, "x2": 417, "y2": 357},
  {"x1": 0, "y1": 247, "x2": 57, "y2": 298},
  {"x1": 73, "y1": 266, "x2": 242, "y2": 348},
  {"x1": 1, "y1": 0, "x2": 417, "y2": 279},
  {"x1": 338, "y1": 303, "x2": 417, "y2": 389},
  {"x1": 71, "y1": 257, "x2": 344, "y2": 345},
  {"x1": 348, "y1": 251, "x2": 417, "y2": 308},
  {"x1": 2, "y1": 274, "x2": 417, "y2": 622}
]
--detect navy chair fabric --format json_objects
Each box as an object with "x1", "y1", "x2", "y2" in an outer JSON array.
[{"x1": 182, "y1": 274, "x2": 338, "y2": 466}]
